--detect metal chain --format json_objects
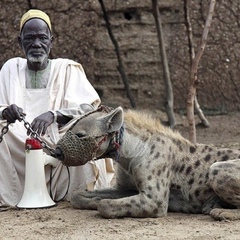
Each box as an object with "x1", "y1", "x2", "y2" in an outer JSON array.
[
  {"x1": 0, "y1": 122, "x2": 10, "y2": 143},
  {"x1": 0, "y1": 116, "x2": 56, "y2": 156}
]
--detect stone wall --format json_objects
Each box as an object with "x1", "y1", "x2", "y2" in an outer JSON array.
[{"x1": 0, "y1": 0, "x2": 240, "y2": 113}]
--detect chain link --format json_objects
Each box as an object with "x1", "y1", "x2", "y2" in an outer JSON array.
[
  {"x1": 0, "y1": 116, "x2": 56, "y2": 156},
  {"x1": 0, "y1": 122, "x2": 10, "y2": 143}
]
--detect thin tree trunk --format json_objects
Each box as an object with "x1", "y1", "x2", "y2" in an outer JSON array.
[
  {"x1": 184, "y1": 0, "x2": 210, "y2": 128},
  {"x1": 186, "y1": 0, "x2": 216, "y2": 143},
  {"x1": 152, "y1": 0, "x2": 175, "y2": 128},
  {"x1": 98, "y1": 0, "x2": 136, "y2": 108}
]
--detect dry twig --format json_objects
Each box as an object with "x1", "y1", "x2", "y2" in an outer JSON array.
[{"x1": 186, "y1": 0, "x2": 215, "y2": 143}]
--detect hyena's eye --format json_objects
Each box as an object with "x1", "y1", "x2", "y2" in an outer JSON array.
[{"x1": 76, "y1": 132, "x2": 86, "y2": 138}]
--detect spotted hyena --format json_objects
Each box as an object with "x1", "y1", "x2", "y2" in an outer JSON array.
[{"x1": 55, "y1": 106, "x2": 240, "y2": 220}]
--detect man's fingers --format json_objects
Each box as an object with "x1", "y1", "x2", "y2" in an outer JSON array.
[
  {"x1": 4, "y1": 104, "x2": 25, "y2": 122},
  {"x1": 3, "y1": 111, "x2": 16, "y2": 123},
  {"x1": 10, "y1": 105, "x2": 22, "y2": 121},
  {"x1": 41, "y1": 124, "x2": 48, "y2": 136},
  {"x1": 30, "y1": 120, "x2": 47, "y2": 136},
  {"x1": 29, "y1": 112, "x2": 55, "y2": 136}
]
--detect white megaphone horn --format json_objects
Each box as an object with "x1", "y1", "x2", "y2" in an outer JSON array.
[{"x1": 17, "y1": 138, "x2": 59, "y2": 209}]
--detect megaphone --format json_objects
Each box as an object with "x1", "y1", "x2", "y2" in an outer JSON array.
[{"x1": 17, "y1": 138, "x2": 59, "y2": 209}]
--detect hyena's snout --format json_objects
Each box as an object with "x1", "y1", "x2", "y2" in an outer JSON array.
[{"x1": 54, "y1": 147, "x2": 65, "y2": 161}]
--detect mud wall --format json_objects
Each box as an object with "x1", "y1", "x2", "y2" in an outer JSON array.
[{"x1": 0, "y1": 0, "x2": 239, "y2": 113}]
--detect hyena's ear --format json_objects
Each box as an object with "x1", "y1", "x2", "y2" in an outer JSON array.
[
  {"x1": 99, "y1": 107, "x2": 124, "y2": 133},
  {"x1": 79, "y1": 103, "x2": 94, "y2": 114}
]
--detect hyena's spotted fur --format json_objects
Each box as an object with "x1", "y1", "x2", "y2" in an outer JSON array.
[{"x1": 58, "y1": 106, "x2": 240, "y2": 220}]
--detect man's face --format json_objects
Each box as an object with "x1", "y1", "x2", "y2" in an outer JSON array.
[{"x1": 19, "y1": 18, "x2": 53, "y2": 70}]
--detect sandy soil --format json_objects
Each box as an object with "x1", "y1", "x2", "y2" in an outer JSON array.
[{"x1": 1, "y1": 112, "x2": 240, "y2": 240}]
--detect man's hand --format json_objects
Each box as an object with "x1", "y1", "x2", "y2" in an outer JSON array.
[
  {"x1": 29, "y1": 111, "x2": 55, "y2": 136},
  {"x1": 2, "y1": 104, "x2": 25, "y2": 123}
]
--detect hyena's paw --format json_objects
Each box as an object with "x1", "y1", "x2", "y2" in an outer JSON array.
[{"x1": 210, "y1": 208, "x2": 240, "y2": 221}]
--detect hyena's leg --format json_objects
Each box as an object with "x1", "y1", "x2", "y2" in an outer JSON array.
[
  {"x1": 96, "y1": 165, "x2": 171, "y2": 218},
  {"x1": 209, "y1": 159, "x2": 240, "y2": 221},
  {"x1": 70, "y1": 188, "x2": 137, "y2": 210},
  {"x1": 71, "y1": 166, "x2": 138, "y2": 210},
  {"x1": 97, "y1": 189, "x2": 169, "y2": 218}
]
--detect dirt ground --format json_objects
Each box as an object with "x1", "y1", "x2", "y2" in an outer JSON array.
[{"x1": 1, "y1": 112, "x2": 240, "y2": 240}]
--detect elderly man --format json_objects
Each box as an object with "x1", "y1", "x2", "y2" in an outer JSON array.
[{"x1": 0, "y1": 9, "x2": 114, "y2": 206}]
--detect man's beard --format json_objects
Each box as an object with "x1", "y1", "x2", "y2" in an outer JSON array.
[{"x1": 27, "y1": 53, "x2": 48, "y2": 65}]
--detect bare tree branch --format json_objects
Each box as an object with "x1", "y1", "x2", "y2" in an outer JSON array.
[
  {"x1": 194, "y1": 96, "x2": 210, "y2": 127},
  {"x1": 184, "y1": 0, "x2": 210, "y2": 129},
  {"x1": 186, "y1": 0, "x2": 216, "y2": 143}
]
